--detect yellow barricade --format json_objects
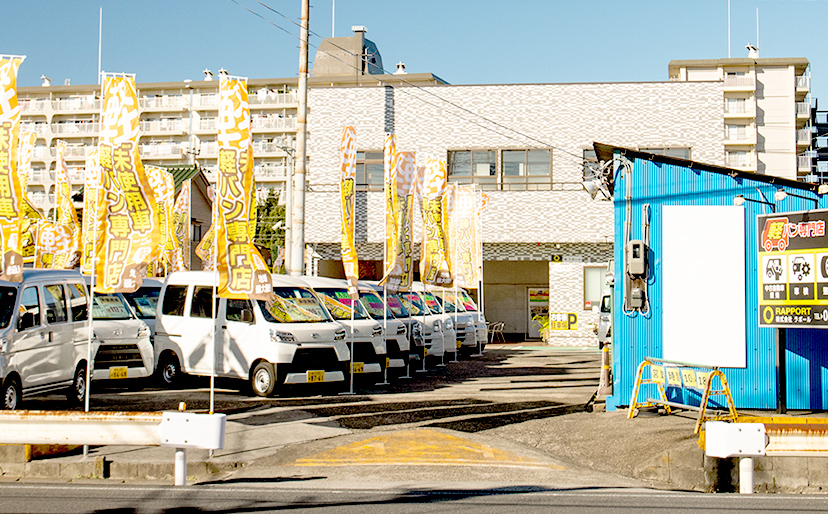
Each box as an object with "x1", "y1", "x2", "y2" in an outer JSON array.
[{"x1": 628, "y1": 357, "x2": 738, "y2": 434}]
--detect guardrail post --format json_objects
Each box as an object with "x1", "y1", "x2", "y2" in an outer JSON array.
[
  {"x1": 739, "y1": 457, "x2": 754, "y2": 494},
  {"x1": 175, "y1": 448, "x2": 186, "y2": 486}
]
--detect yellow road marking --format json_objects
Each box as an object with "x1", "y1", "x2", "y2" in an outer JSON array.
[{"x1": 293, "y1": 429, "x2": 562, "y2": 469}]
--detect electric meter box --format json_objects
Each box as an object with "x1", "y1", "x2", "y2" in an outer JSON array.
[{"x1": 626, "y1": 240, "x2": 647, "y2": 276}]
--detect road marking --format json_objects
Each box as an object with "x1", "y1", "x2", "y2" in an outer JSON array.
[{"x1": 293, "y1": 429, "x2": 562, "y2": 469}]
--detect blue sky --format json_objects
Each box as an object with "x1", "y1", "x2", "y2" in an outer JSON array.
[{"x1": 3, "y1": 1, "x2": 827, "y2": 102}]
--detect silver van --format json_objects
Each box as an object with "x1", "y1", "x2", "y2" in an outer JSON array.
[{"x1": 0, "y1": 270, "x2": 94, "y2": 409}]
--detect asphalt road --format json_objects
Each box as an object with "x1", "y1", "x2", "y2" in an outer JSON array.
[{"x1": 1, "y1": 482, "x2": 827, "y2": 514}]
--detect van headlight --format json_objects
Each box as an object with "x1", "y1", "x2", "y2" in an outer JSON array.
[
  {"x1": 432, "y1": 320, "x2": 440, "y2": 332},
  {"x1": 138, "y1": 325, "x2": 150, "y2": 338},
  {"x1": 270, "y1": 329, "x2": 295, "y2": 342},
  {"x1": 396, "y1": 324, "x2": 407, "y2": 335},
  {"x1": 445, "y1": 319, "x2": 454, "y2": 331},
  {"x1": 0, "y1": 337, "x2": 7, "y2": 352},
  {"x1": 334, "y1": 329, "x2": 346, "y2": 341},
  {"x1": 372, "y1": 326, "x2": 383, "y2": 337}
]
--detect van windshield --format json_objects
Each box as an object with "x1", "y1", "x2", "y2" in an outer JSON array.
[
  {"x1": 314, "y1": 288, "x2": 369, "y2": 321},
  {"x1": 0, "y1": 287, "x2": 16, "y2": 329},
  {"x1": 386, "y1": 295, "x2": 410, "y2": 318},
  {"x1": 122, "y1": 287, "x2": 160, "y2": 319},
  {"x1": 398, "y1": 292, "x2": 430, "y2": 316},
  {"x1": 418, "y1": 292, "x2": 442, "y2": 313},
  {"x1": 457, "y1": 290, "x2": 479, "y2": 312},
  {"x1": 434, "y1": 291, "x2": 463, "y2": 313},
  {"x1": 358, "y1": 292, "x2": 393, "y2": 320},
  {"x1": 258, "y1": 287, "x2": 331, "y2": 323},
  {"x1": 93, "y1": 294, "x2": 133, "y2": 320}
]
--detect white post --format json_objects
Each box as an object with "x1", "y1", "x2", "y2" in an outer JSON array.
[
  {"x1": 740, "y1": 457, "x2": 754, "y2": 494},
  {"x1": 175, "y1": 448, "x2": 187, "y2": 486}
]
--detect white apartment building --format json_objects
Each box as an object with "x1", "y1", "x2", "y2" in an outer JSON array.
[{"x1": 668, "y1": 54, "x2": 812, "y2": 180}]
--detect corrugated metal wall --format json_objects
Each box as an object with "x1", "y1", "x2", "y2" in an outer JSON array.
[{"x1": 608, "y1": 155, "x2": 828, "y2": 411}]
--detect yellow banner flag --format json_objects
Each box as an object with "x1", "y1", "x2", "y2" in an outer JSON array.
[
  {"x1": 0, "y1": 56, "x2": 25, "y2": 281},
  {"x1": 52, "y1": 140, "x2": 81, "y2": 268},
  {"x1": 445, "y1": 184, "x2": 481, "y2": 288},
  {"x1": 17, "y1": 131, "x2": 36, "y2": 196},
  {"x1": 18, "y1": 131, "x2": 41, "y2": 264},
  {"x1": 339, "y1": 126, "x2": 358, "y2": 295},
  {"x1": 80, "y1": 148, "x2": 104, "y2": 274},
  {"x1": 171, "y1": 179, "x2": 191, "y2": 271},
  {"x1": 380, "y1": 150, "x2": 416, "y2": 292},
  {"x1": 215, "y1": 75, "x2": 272, "y2": 299},
  {"x1": 145, "y1": 165, "x2": 175, "y2": 276},
  {"x1": 419, "y1": 159, "x2": 452, "y2": 286},
  {"x1": 382, "y1": 133, "x2": 397, "y2": 282},
  {"x1": 96, "y1": 73, "x2": 160, "y2": 293}
]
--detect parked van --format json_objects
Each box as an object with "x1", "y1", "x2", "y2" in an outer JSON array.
[
  {"x1": 353, "y1": 281, "x2": 410, "y2": 376},
  {"x1": 0, "y1": 270, "x2": 94, "y2": 409},
  {"x1": 411, "y1": 283, "x2": 459, "y2": 360},
  {"x1": 397, "y1": 287, "x2": 455, "y2": 362},
  {"x1": 430, "y1": 288, "x2": 478, "y2": 357},
  {"x1": 121, "y1": 277, "x2": 163, "y2": 337},
  {"x1": 359, "y1": 281, "x2": 424, "y2": 368},
  {"x1": 83, "y1": 277, "x2": 154, "y2": 385},
  {"x1": 297, "y1": 276, "x2": 385, "y2": 380},
  {"x1": 153, "y1": 271, "x2": 349, "y2": 396},
  {"x1": 597, "y1": 291, "x2": 612, "y2": 348}
]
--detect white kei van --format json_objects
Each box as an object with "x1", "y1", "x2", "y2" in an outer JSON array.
[
  {"x1": 411, "y1": 283, "x2": 459, "y2": 360},
  {"x1": 121, "y1": 277, "x2": 163, "y2": 337},
  {"x1": 297, "y1": 275, "x2": 385, "y2": 379},
  {"x1": 354, "y1": 282, "x2": 410, "y2": 375},
  {"x1": 397, "y1": 289, "x2": 455, "y2": 362},
  {"x1": 456, "y1": 288, "x2": 488, "y2": 352},
  {"x1": 0, "y1": 270, "x2": 94, "y2": 409},
  {"x1": 359, "y1": 281, "x2": 422, "y2": 369},
  {"x1": 153, "y1": 271, "x2": 349, "y2": 396},
  {"x1": 84, "y1": 277, "x2": 154, "y2": 384},
  {"x1": 430, "y1": 288, "x2": 479, "y2": 357}
]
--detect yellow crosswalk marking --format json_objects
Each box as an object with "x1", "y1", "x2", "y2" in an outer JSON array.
[{"x1": 293, "y1": 429, "x2": 562, "y2": 469}]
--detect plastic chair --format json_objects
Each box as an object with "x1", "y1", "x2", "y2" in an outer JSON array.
[{"x1": 489, "y1": 321, "x2": 505, "y2": 343}]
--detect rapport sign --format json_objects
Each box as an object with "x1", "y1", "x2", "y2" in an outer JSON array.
[{"x1": 758, "y1": 209, "x2": 828, "y2": 328}]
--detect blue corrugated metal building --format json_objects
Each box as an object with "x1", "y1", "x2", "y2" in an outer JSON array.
[{"x1": 594, "y1": 143, "x2": 828, "y2": 411}]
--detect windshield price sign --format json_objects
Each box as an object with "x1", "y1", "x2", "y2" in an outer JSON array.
[{"x1": 758, "y1": 209, "x2": 828, "y2": 328}]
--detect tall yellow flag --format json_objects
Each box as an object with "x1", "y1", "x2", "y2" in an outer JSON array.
[
  {"x1": 18, "y1": 131, "x2": 41, "y2": 265},
  {"x1": 0, "y1": 55, "x2": 25, "y2": 282},
  {"x1": 171, "y1": 179, "x2": 191, "y2": 272},
  {"x1": 81, "y1": 147, "x2": 104, "y2": 274},
  {"x1": 96, "y1": 73, "x2": 160, "y2": 293},
  {"x1": 419, "y1": 159, "x2": 452, "y2": 286},
  {"x1": 380, "y1": 150, "x2": 416, "y2": 292},
  {"x1": 52, "y1": 140, "x2": 81, "y2": 268},
  {"x1": 145, "y1": 165, "x2": 175, "y2": 276},
  {"x1": 339, "y1": 126, "x2": 358, "y2": 295},
  {"x1": 445, "y1": 184, "x2": 481, "y2": 288},
  {"x1": 215, "y1": 75, "x2": 272, "y2": 299}
]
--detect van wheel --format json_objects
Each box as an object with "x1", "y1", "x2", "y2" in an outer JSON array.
[
  {"x1": 250, "y1": 362, "x2": 276, "y2": 397},
  {"x1": 157, "y1": 354, "x2": 182, "y2": 388},
  {"x1": 2, "y1": 377, "x2": 21, "y2": 410},
  {"x1": 67, "y1": 365, "x2": 87, "y2": 407}
]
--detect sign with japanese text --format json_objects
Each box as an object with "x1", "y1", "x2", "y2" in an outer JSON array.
[
  {"x1": 171, "y1": 179, "x2": 190, "y2": 271},
  {"x1": 0, "y1": 55, "x2": 25, "y2": 282},
  {"x1": 81, "y1": 147, "x2": 103, "y2": 274},
  {"x1": 547, "y1": 312, "x2": 578, "y2": 331},
  {"x1": 380, "y1": 147, "x2": 416, "y2": 293},
  {"x1": 18, "y1": 131, "x2": 41, "y2": 265},
  {"x1": 145, "y1": 165, "x2": 174, "y2": 276},
  {"x1": 50, "y1": 140, "x2": 81, "y2": 269},
  {"x1": 419, "y1": 159, "x2": 452, "y2": 286},
  {"x1": 445, "y1": 184, "x2": 481, "y2": 288},
  {"x1": 96, "y1": 73, "x2": 160, "y2": 293},
  {"x1": 339, "y1": 125, "x2": 359, "y2": 295},
  {"x1": 215, "y1": 75, "x2": 272, "y2": 299},
  {"x1": 758, "y1": 209, "x2": 828, "y2": 328}
]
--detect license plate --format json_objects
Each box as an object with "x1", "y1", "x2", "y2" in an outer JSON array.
[
  {"x1": 386, "y1": 357, "x2": 390, "y2": 368},
  {"x1": 109, "y1": 366, "x2": 128, "y2": 379},
  {"x1": 307, "y1": 370, "x2": 325, "y2": 383},
  {"x1": 352, "y1": 362, "x2": 364, "y2": 374},
  {"x1": 456, "y1": 341, "x2": 462, "y2": 349}
]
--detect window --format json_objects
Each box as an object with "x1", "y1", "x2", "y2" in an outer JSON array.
[
  {"x1": 447, "y1": 150, "x2": 497, "y2": 190},
  {"x1": 18, "y1": 286, "x2": 40, "y2": 330},
  {"x1": 502, "y1": 150, "x2": 552, "y2": 190},
  {"x1": 726, "y1": 150, "x2": 749, "y2": 167},
  {"x1": 639, "y1": 148, "x2": 691, "y2": 159},
  {"x1": 67, "y1": 283, "x2": 88, "y2": 322},
  {"x1": 161, "y1": 285, "x2": 189, "y2": 316},
  {"x1": 725, "y1": 125, "x2": 747, "y2": 141},
  {"x1": 725, "y1": 98, "x2": 746, "y2": 114},
  {"x1": 584, "y1": 266, "x2": 608, "y2": 310},
  {"x1": 355, "y1": 151, "x2": 384, "y2": 191},
  {"x1": 44, "y1": 284, "x2": 67, "y2": 324},
  {"x1": 226, "y1": 299, "x2": 255, "y2": 323},
  {"x1": 190, "y1": 286, "x2": 216, "y2": 319}
]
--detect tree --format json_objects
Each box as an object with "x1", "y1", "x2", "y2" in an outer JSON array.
[{"x1": 254, "y1": 188, "x2": 286, "y2": 271}]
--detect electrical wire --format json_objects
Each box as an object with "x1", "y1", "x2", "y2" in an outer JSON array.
[{"x1": 230, "y1": 0, "x2": 593, "y2": 167}]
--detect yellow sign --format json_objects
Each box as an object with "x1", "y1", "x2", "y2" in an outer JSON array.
[
  {"x1": 666, "y1": 367, "x2": 682, "y2": 386},
  {"x1": 109, "y1": 366, "x2": 128, "y2": 379},
  {"x1": 650, "y1": 366, "x2": 665, "y2": 384},
  {"x1": 548, "y1": 312, "x2": 578, "y2": 331},
  {"x1": 696, "y1": 371, "x2": 710, "y2": 390},
  {"x1": 307, "y1": 370, "x2": 325, "y2": 383},
  {"x1": 351, "y1": 362, "x2": 365, "y2": 374},
  {"x1": 339, "y1": 126, "x2": 359, "y2": 294},
  {"x1": 419, "y1": 159, "x2": 452, "y2": 286},
  {"x1": 0, "y1": 56, "x2": 25, "y2": 282},
  {"x1": 681, "y1": 368, "x2": 697, "y2": 388}
]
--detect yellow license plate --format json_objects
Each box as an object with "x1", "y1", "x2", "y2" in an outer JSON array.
[
  {"x1": 307, "y1": 370, "x2": 325, "y2": 383},
  {"x1": 352, "y1": 362, "x2": 364, "y2": 374},
  {"x1": 109, "y1": 366, "x2": 128, "y2": 379},
  {"x1": 386, "y1": 357, "x2": 390, "y2": 368},
  {"x1": 457, "y1": 341, "x2": 462, "y2": 349}
]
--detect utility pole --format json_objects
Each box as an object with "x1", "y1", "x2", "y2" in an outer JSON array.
[{"x1": 289, "y1": 0, "x2": 309, "y2": 276}]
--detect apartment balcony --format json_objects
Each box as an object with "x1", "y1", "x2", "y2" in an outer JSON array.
[
  {"x1": 139, "y1": 142, "x2": 183, "y2": 159},
  {"x1": 192, "y1": 94, "x2": 219, "y2": 110},
  {"x1": 725, "y1": 151, "x2": 755, "y2": 170},
  {"x1": 28, "y1": 192, "x2": 51, "y2": 208},
  {"x1": 52, "y1": 97, "x2": 100, "y2": 113},
  {"x1": 32, "y1": 147, "x2": 52, "y2": 160},
  {"x1": 798, "y1": 154, "x2": 814, "y2": 174},
  {"x1": 723, "y1": 75, "x2": 756, "y2": 91},
  {"x1": 797, "y1": 102, "x2": 811, "y2": 119},
  {"x1": 253, "y1": 164, "x2": 288, "y2": 181},
  {"x1": 200, "y1": 141, "x2": 218, "y2": 157},
  {"x1": 139, "y1": 119, "x2": 185, "y2": 135},
  {"x1": 723, "y1": 127, "x2": 756, "y2": 146},
  {"x1": 252, "y1": 141, "x2": 292, "y2": 155},
  {"x1": 28, "y1": 170, "x2": 52, "y2": 184},
  {"x1": 724, "y1": 103, "x2": 755, "y2": 119},
  {"x1": 139, "y1": 96, "x2": 186, "y2": 111},
  {"x1": 796, "y1": 76, "x2": 810, "y2": 100},
  {"x1": 193, "y1": 118, "x2": 217, "y2": 134},
  {"x1": 51, "y1": 121, "x2": 100, "y2": 136},
  {"x1": 250, "y1": 116, "x2": 296, "y2": 132},
  {"x1": 20, "y1": 122, "x2": 48, "y2": 137},
  {"x1": 19, "y1": 99, "x2": 51, "y2": 113},
  {"x1": 797, "y1": 128, "x2": 813, "y2": 147},
  {"x1": 248, "y1": 91, "x2": 296, "y2": 107}
]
